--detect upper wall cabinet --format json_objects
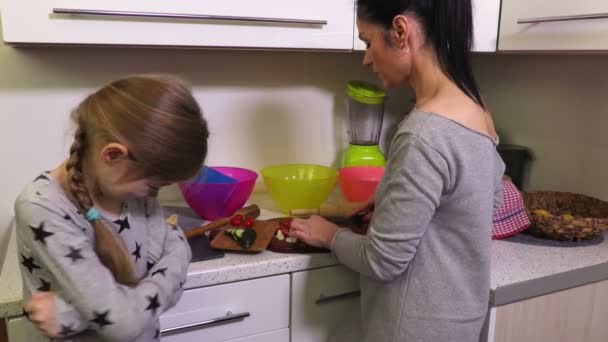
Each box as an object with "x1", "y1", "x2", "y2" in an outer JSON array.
[
  {"x1": 353, "y1": 0, "x2": 501, "y2": 52},
  {"x1": 0, "y1": 0, "x2": 355, "y2": 50},
  {"x1": 499, "y1": 1, "x2": 608, "y2": 51}
]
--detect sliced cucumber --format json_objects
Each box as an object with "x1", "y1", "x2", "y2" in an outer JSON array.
[
  {"x1": 239, "y1": 229, "x2": 257, "y2": 249},
  {"x1": 235, "y1": 228, "x2": 245, "y2": 239}
]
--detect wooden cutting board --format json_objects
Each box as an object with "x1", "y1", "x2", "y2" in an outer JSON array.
[
  {"x1": 210, "y1": 219, "x2": 280, "y2": 252},
  {"x1": 266, "y1": 217, "x2": 368, "y2": 254}
]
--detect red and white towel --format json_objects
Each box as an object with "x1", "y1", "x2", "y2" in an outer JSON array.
[{"x1": 492, "y1": 180, "x2": 531, "y2": 239}]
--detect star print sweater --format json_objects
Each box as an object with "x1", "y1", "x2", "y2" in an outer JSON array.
[{"x1": 14, "y1": 172, "x2": 192, "y2": 341}]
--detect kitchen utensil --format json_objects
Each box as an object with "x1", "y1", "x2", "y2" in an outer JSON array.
[
  {"x1": 210, "y1": 219, "x2": 279, "y2": 252},
  {"x1": 502, "y1": 230, "x2": 604, "y2": 247},
  {"x1": 338, "y1": 165, "x2": 384, "y2": 202},
  {"x1": 193, "y1": 165, "x2": 238, "y2": 183},
  {"x1": 266, "y1": 216, "x2": 368, "y2": 253},
  {"x1": 185, "y1": 204, "x2": 261, "y2": 239},
  {"x1": 163, "y1": 207, "x2": 225, "y2": 262},
  {"x1": 492, "y1": 179, "x2": 530, "y2": 239},
  {"x1": 497, "y1": 144, "x2": 533, "y2": 190},
  {"x1": 261, "y1": 164, "x2": 338, "y2": 213},
  {"x1": 523, "y1": 191, "x2": 608, "y2": 240},
  {"x1": 179, "y1": 166, "x2": 257, "y2": 220},
  {"x1": 290, "y1": 201, "x2": 366, "y2": 218},
  {"x1": 343, "y1": 80, "x2": 386, "y2": 167}
]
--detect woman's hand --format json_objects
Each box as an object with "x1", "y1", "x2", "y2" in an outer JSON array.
[
  {"x1": 290, "y1": 215, "x2": 341, "y2": 249},
  {"x1": 347, "y1": 196, "x2": 375, "y2": 222},
  {"x1": 24, "y1": 292, "x2": 60, "y2": 338}
]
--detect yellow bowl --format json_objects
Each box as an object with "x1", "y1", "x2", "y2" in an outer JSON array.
[{"x1": 261, "y1": 164, "x2": 338, "y2": 213}]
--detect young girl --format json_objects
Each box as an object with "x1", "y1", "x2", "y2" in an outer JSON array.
[{"x1": 15, "y1": 74, "x2": 209, "y2": 341}]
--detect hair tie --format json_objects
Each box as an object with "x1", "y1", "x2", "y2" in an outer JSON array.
[{"x1": 86, "y1": 207, "x2": 101, "y2": 221}]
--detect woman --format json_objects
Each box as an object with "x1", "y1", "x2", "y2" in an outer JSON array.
[{"x1": 290, "y1": 1, "x2": 505, "y2": 341}]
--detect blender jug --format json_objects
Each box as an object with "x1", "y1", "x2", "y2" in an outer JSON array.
[{"x1": 343, "y1": 80, "x2": 386, "y2": 166}]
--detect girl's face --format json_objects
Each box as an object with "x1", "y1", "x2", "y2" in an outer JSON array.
[
  {"x1": 357, "y1": 18, "x2": 412, "y2": 88},
  {"x1": 91, "y1": 143, "x2": 174, "y2": 200}
]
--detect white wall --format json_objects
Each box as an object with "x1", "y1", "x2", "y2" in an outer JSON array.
[
  {"x1": 474, "y1": 54, "x2": 608, "y2": 200},
  {"x1": 2, "y1": 29, "x2": 608, "y2": 266},
  {"x1": 0, "y1": 27, "x2": 412, "y2": 261}
]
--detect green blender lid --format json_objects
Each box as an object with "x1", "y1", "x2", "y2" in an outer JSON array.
[{"x1": 346, "y1": 80, "x2": 386, "y2": 105}]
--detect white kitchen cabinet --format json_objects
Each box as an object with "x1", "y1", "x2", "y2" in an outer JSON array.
[
  {"x1": 160, "y1": 274, "x2": 290, "y2": 342},
  {"x1": 6, "y1": 317, "x2": 27, "y2": 342},
  {"x1": 291, "y1": 265, "x2": 362, "y2": 342},
  {"x1": 0, "y1": 0, "x2": 355, "y2": 50},
  {"x1": 223, "y1": 328, "x2": 290, "y2": 342},
  {"x1": 499, "y1": 0, "x2": 608, "y2": 51},
  {"x1": 482, "y1": 279, "x2": 608, "y2": 342},
  {"x1": 353, "y1": 0, "x2": 500, "y2": 52},
  {"x1": 6, "y1": 316, "x2": 47, "y2": 342}
]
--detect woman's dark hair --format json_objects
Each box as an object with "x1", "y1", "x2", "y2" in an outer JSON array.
[{"x1": 357, "y1": 0, "x2": 485, "y2": 109}]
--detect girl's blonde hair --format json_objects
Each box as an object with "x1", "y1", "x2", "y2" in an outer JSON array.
[{"x1": 66, "y1": 74, "x2": 209, "y2": 285}]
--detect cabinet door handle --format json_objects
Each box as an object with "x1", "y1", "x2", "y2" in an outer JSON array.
[
  {"x1": 315, "y1": 290, "x2": 361, "y2": 305},
  {"x1": 518, "y1": 12, "x2": 608, "y2": 24},
  {"x1": 52, "y1": 8, "x2": 327, "y2": 25},
  {"x1": 160, "y1": 311, "x2": 250, "y2": 336}
]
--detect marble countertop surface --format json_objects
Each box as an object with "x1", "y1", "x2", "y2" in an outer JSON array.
[{"x1": 3, "y1": 193, "x2": 608, "y2": 317}]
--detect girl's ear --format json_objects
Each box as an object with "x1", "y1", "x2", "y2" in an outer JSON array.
[{"x1": 100, "y1": 143, "x2": 130, "y2": 164}]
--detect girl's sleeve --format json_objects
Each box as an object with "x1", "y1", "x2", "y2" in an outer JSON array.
[
  {"x1": 15, "y1": 197, "x2": 180, "y2": 341},
  {"x1": 141, "y1": 203, "x2": 191, "y2": 310}
]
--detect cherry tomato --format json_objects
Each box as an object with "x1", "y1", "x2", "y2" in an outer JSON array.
[
  {"x1": 280, "y1": 218, "x2": 293, "y2": 229},
  {"x1": 243, "y1": 217, "x2": 255, "y2": 228},
  {"x1": 230, "y1": 215, "x2": 243, "y2": 226}
]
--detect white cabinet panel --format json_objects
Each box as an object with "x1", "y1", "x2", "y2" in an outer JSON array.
[
  {"x1": 7, "y1": 317, "x2": 27, "y2": 342},
  {"x1": 7, "y1": 316, "x2": 47, "y2": 342},
  {"x1": 499, "y1": 0, "x2": 608, "y2": 51},
  {"x1": 353, "y1": 0, "x2": 500, "y2": 52},
  {"x1": 291, "y1": 266, "x2": 362, "y2": 342},
  {"x1": 160, "y1": 274, "x2": 290, "y2": 342},
  {"x1": 1, "y1": 0, "x2": 355, "y2": 50},
  {"x1": 222, "y1": 328, "x2": 290, "y2": 342}
]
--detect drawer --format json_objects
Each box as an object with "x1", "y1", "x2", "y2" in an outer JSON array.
[
  {"x1": 160, "y1": 274, "x2": 289, "y2": 342},
  {"x1": 499, "y1": 0, "x2": 608, "y2": 51},
  {"x1": 223, "y1": 328, "x2": 289, "y2": 342},
  {"x1": 291, "y1": 266, "x2": 362, "y2": 342},
  {"x1": 1, "y1": 0, "x2": 355, "y2": 50}
]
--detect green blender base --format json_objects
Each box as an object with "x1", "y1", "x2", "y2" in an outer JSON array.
[{"x1": 343, "y1": 144, "x2": 385, "y2": 167}]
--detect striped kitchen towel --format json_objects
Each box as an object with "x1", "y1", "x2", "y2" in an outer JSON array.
[{"x1": 492, "y1": 179, "x2": 531, "y2": 239}]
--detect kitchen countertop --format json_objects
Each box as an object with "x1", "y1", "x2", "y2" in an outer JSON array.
[{"x1": 2, "y1": 193, "x2": 608, "y2": 318}]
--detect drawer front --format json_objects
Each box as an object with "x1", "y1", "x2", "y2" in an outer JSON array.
[
  {"x1": 160, "y1": 274, "x2": 289, "y2": 342},
  {"x1": 222, "y1": 328, "x2": 290, "y2": 342},
  {"x1": 353, "y1": 0, "x2": 500, "y2": 52},
  {"x1": 291, "y1": 266, "x2": 362, "y2": 342},
  {"x1": 7, "y1": 316, "x2": 47, "y2": 342},
  {"x1": 1, "y1": 0, "x2": 355, "y2": 50},
  {"x1": 499, "y1": 0, "x2": 608, "y2": 51}
]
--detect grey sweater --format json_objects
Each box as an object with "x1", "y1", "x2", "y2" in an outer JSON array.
[
  {"x1": 332, "y1": 110, "x2": 505, "y2": 342},
  {"x1": 14, "y1": 173, "x2": 191, "y2": 341}
]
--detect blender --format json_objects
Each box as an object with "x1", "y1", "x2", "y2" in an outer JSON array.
[{"x1": 343, "y1": 80, "x2": 387, "y2": 167}]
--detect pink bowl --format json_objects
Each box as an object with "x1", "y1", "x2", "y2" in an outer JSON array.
[
  {"x1": 338, "y1": 166, "x2": 385, "y2": 202},
  {"x1": 178, "y1": 167, "x2": 258, "y2": 220}
]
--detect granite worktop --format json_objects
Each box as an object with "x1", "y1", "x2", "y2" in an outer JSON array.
[{"x1": 2, "y1": 193, "x2": 608, "y2": 318}]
